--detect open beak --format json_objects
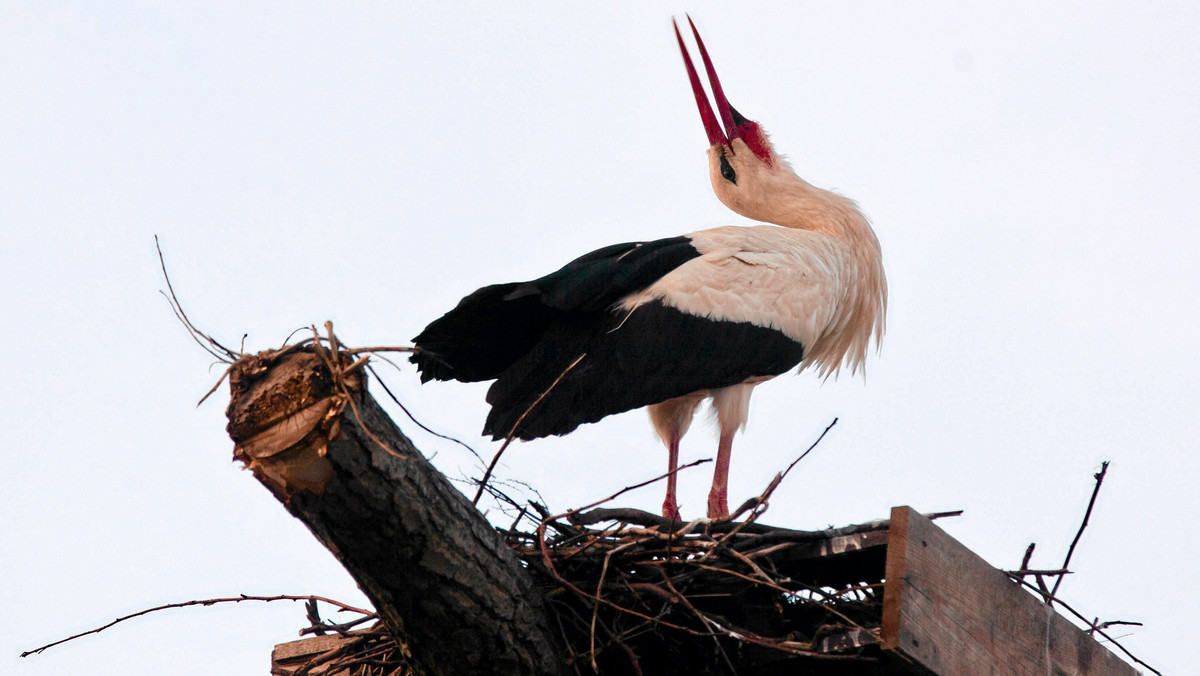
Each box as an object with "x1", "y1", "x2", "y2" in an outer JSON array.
[{"x1": 674, "y1": 16, "x2": 741, "y2": 148}]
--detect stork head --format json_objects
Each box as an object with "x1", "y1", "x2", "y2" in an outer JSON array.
[{"x1": 674, "y1": 17, "x2": 795, "y2": 223}]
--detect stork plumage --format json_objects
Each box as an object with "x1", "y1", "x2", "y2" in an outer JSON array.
[{"x1": 412, "y1": 18, "x2": 886, "y2": 519}]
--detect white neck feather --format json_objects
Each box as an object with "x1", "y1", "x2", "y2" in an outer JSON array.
[{"x1": 770, "y1": 175, "x2": 888, "y2": 379}]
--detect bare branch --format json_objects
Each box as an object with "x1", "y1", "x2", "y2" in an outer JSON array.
[
  {"x1": 1050, "y1": 460, "x2": 1110, "y2": 603},
  {"x1": 1007, "y1": 576, "x2": 1159, "y2": 675},
  {"x1": 473, "y1": 353, "x2": 587, "y2": 506},
  {"x1": 22, "y1": 594, "x2": 372, "y2": 657},
  {"x1": 154, "y1": 235, "x2": 239, "y2": 363}
]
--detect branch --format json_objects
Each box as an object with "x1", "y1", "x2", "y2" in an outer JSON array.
[
  {"x1": 1007, "y1": 576, "x2": 1159, "y2": 675},
  {"x1": 21, "y1": 594, "x2": 371, "y2": 657},
  {"x1": 154, "y1": 235, "x2": 239, "y2": 364},
  {"x1": 724, "y1": 417, "x2": 838, "y2": 523},
  {"x1": 473, "y1": 353, "x2": 587, "y2": 506},
  {"x1": 1050, "y1": 460, "x2": 1109, "y2": 603}
]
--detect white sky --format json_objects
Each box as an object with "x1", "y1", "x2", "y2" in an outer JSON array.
[{"x1": 4, "y1": 3, "x2": 1197, "y2": 674}]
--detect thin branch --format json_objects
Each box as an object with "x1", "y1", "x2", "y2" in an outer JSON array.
[
  {"x1": 299, "y1": 614, "x2": 378, "y2": 637},
  {"x1": 367, "y1": 363, "x2": 483, "y2": 464},
  {"x1": 1004, "y1": 568, "x2": 1072, "y2": 578},
  {"x1": 472, "y1": 353, "x2": 587, "y2": 506},
  {"x1": 1050, "y1": 461, "x2": 1109, "y2": 603},
  {"x1": 343, "y1": 346, "x2": 416, "y2": 355},
  {"x1": 722, "y1": 417, "x2": 838, "y2": 525},
  {"x1": 1019, "y1": 542, "x2": 1036, "y2": 574},
  {"x1": 21, "y1": 594, "x2": 373, "y2": 657},
  {"x1": 196, "y1": 364, "x2": 233, "y2": 407},
  {"x1": 154, "y1": 235, "x2": 239, "y2": 363},
  {"x1": 564, "y1": 458, "x2": 711, "y2": 520},
  {"x1": 1007, "y1": 576, "x2": 1159, "y2": 675}
]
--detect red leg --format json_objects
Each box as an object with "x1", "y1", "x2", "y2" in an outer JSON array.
[
  {"x1": 707, "y1": 430, "x2": 735, "y2": 518},
  {"x1": 662, "y1": 434, "x2": 682, "y2": 521}
]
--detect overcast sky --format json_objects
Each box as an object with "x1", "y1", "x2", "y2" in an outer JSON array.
[{"x1": 4, "y1": 3, "x2": 1197, "y2": 674}]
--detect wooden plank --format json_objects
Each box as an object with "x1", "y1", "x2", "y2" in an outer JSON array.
[
  {"x1": 881, "y1": 506, "x2": 1140, "y2": 676},
  {"x1": 271, "y1": 634, "x2": 354, "y2": 675}
]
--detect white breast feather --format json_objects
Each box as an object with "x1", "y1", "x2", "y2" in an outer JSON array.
[{"x1": 620, "y1": 225, "x2": 855, "y2": 374}]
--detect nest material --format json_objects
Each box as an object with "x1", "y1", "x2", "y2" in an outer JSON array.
[
  {"x1": 271, "y1": 625, "x2": 411, "y2": 676},
  {"x1": 276, "y1": 507, "x2": 891, "y2": 676},
  {"x1": 507, "y1": 506, "x2": 892, "y2": 676}
]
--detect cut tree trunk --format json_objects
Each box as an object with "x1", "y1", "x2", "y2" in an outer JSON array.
[{"x1": 224, "y1": 345, "x2": 567, "y2": 676}]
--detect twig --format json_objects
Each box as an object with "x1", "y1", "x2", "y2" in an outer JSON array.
[
  {"x1": 1019, "y1": 542, "x2": 1036, "y2": 574},
  {"x1": 708, "y1": 418, "x2": 838, "y2": 552},
  {"x1": 565, "y1": 458, "x2": 711, "y2": 520},
  {"x1": 1008, "y1": 576, "x2": 1159, "y2": 675},
  {"x1": 310, "y1": 324, "x2": 411, "y2": 461},
  {"x1": 299, "y1": 614, "x2": 378, "y2": 637},
  {"x1": 1050, "y1": 461, "x2": 1109, "y2": 604},
  {"x1": 342, "y1": 346, "x2": 416, "y2": 355},
  {"x1": 1004, "y1": 568, "x2": 1072, "y2": 577},
  {"x1": 196, "y1": 365, "x2": 234, "y2": 407},
  {"x1": 1087, "y1": 618, "x2": 1143, "y2": 636},
  {"x1": 925, "y1": 509, "x2": 964, "y2": 520},
  {"x1": 367, "y1": 363, "x2": 484, "y2": 464},
  {"x1": 154, "y1": 235, "x2": 239, "y2": 363},
  {"x1": 21, "y1": 594, "x2": 373, "y2": 657},
  {"x1": 724, "y1": 417, "x2": 838, "y2": 525},
  {"x1": 472, "y1": 353, "x2": 587, "y2": 506}
]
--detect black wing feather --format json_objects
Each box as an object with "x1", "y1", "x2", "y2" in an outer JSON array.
[
  {"x1": 411, "y1": 236, "x2": 700, "y2": 383},
  {"x1": 482, "y1": 300, "x2": 805, "y2": 440}
]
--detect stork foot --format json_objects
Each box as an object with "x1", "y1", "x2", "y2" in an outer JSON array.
[
  {"x1": 707, "y1": 489, "x2": 729, "y2": 520},
  {"x1": 662, "y1": 499, "x2": 682, "y2": 522}
]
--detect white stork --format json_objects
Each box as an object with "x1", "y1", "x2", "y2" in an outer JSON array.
[{"x1": 412, "y1": 18, "x2": 886, "y2": 520}]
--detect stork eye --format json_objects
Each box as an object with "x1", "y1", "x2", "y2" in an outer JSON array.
[{"x1": 719, "y1": 154, "x2": 737, "y2": 184}]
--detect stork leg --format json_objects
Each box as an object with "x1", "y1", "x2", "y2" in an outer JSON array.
[
  {"x1": 708, "y1": 383, "x2": 755, "y2": 519},
  {"x1": 663, "y1": 433, "x2": 683, "y2": 522},
  {"x1": 648, "y1": 394, "x2": 704, "y2": 521},
  {"x1": 707, "y1": 429, "x2": 736, "y2": 519}
]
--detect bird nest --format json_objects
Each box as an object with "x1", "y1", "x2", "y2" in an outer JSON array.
[
  {"x1": 507, "y1": 505, "x2": 892, "y2": 676},
  {"x1": 273, "y1": 505, "x2": 897, "y2": 676}
]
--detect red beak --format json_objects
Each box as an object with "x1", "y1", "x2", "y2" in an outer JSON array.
[{"x1": 674, "y1": 16, "x2": 738, "y2": 148}]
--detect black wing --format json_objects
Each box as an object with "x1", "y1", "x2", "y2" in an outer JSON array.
[
  {"x1": 482, "y1": 300, "x2": 806, "y2": 440},
  {"x1": 411, "y1": 236, "x2": 700, "y2": 383}
]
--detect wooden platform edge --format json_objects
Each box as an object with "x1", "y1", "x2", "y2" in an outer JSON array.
[{"x1": 881, "y1": 506, "x2": 1141, "y2": 676}]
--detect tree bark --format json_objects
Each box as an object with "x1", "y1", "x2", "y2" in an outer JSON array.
[{"x1": 224, "y1": 346, "x2": 567, "y2": 676}]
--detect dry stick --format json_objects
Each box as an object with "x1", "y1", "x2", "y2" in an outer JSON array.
[
  {"x1": 1087, "y1": 618, "x2": 1144, "y2": 637},
  {"x1": 366, "y1": 363, "x2": 484, "y2": 464},
  {"x1": 589, "y1": 539, "x2": 639, "y2": 671},
  {"x1": 310, "y1": 325, "x2": 411, "y2": 462},
  {"x1": 706, "y1": 418, "x2": 839, "y2": 554},
  {"x1": 593, "y1": 617, "x2": 645, "y2": 676},
  {"x1": 724, "y1": 417, "x2": 839, "y2": 524},
  {"x1": 154, "y1": 235, "x2": 239, "y2": 363},
  {"x1": 534, "y1": 518, "x2": 708, "y2": 637},
  {"x1": 1049, "y1": 461, "x2": 1109, "y2": 604},
  {"x1": 1007, "y1": 576, "x2": 1160, "y2": 676},
  {"x1": 689, "y1": 562, "x2": 864, "y2": 630},
  {"x1": 473, "y1": 353, "x2": 587, "y2": 506},
  {"x1": 196, "y1": 365, "x2": 234, "y2": 407},
  {"x1": 342, "y1": 346, "x2": 416, "y2": 355},
  {"x1": 21, "y1": 594, "x2": 374, "y2": 657},
  {"x1": 1005, "y1": 568, "x2": 1072, "y2": 577},
  {"x1": 299, "y1": 614, "x2": 377, "y2": 637},
  {"x1": 656, "y1": 568, "x2": 738, "y2": 674},
  {"x1": 563, "y1": 458, "x2": 711, "y2": 521},
  {"x1": 1018, "y1": 542, "x2": 1037, "y2": 578}
]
